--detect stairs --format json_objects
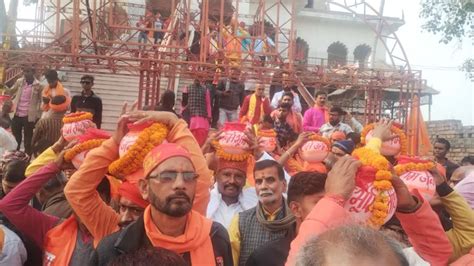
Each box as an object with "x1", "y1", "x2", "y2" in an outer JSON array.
[
  {"x1": 62, "y1": 71, "x2": 140, "y2": 132},
  {"x1": 61, "y1": 70, "x2": 193, "y2": 132}
]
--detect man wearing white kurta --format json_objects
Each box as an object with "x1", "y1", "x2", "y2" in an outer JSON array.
[{"x1": 207, "y1": 159, "x2": 258, "y2": 229}]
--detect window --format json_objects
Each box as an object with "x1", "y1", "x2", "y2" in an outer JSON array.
[
  {"x1": 327, "y1": 41, "x2": 348, "y2": 67},
  {"x1": 353, "y1": 44, "x2": 372, "y2": 69}
]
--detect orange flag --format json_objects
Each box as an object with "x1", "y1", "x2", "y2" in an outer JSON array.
[{"x1": 407, "y1": 95, "x2": 432, "y2": 156}]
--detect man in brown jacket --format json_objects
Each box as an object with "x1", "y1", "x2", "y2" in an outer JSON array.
[{"x1": 4, "y1": 66, "x2": 43, "y2": 155}]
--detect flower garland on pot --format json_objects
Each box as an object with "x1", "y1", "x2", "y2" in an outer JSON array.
[
  {"x1": 308, "y1": 133, "x2": 331, "y2": 147},
  {"x1": 64, "y1": 139, "x2": 106, "y2": 162},
  {"x1": 109, "y1": 123, "x2": 169, "y2": 178},
  {"x1": 211, "y1": 139, "x2": 252, "y2": 161},
  {"x1": 287, "y1": 134, "x2": 331, "y2": 173},
  {"x1": 257, "y1": 129, "x2": 277, "y2": 138},
  {"x1": 63, "y1": 112, "x2": 93, "y2": 123},
  {"x1": 360, "y1": 123, "x2": 408, "y2": 155},
  {"x1": 394, "y1": 161, "x2": 435, "y2": 176},
  {"x1": 352, "y1": 147, "x2": 393, "y2": 227}
]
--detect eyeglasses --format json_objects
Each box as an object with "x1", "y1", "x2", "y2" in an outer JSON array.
[
  {"x1": 80, "y1": 81, "x2": 91, "y2": 84},
  {"x1": 147, "y1": 171, "x2": 198, "y2": 183}
]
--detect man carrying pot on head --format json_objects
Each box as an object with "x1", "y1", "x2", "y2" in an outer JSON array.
[{"x1": 94, "y1": 110, "x2": 231, "y2": 266}]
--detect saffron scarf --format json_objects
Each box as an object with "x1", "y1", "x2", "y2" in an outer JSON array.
[
  {"x1": 246, "y1": 93, "x2": 264, "y2": 124},
  {"x1": 43, "y1": 216, "x2": 78, "y2": 266},
  {"x1": 286, "y1": 111, "x2": 302, "y2": 133},
  {"x1": 313, "y1": 105, "x2": 329, "y2": 123},
  {"x1": 143, "y1": 206, "x2": 216, "y2": 266},
  {"x1": 42, "y1": 81, "x2": 66, "y2": 111},
  {"x1": 0, "y1": 226, "x2": 4, "y2": 252}
]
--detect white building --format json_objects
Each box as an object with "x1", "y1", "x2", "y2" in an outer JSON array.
[{"x1": 240, "y1": 0, "x2": 404, "y2": 68}]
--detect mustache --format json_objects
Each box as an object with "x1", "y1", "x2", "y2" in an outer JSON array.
[
  {"x1": 224, "y1": 183, "x2": 239, "y2": 190},
  {"x1": 258, "y1": 190, "x2": 274, "y2": 197},
  {"x1": 166, "y1": 191, "x2": 191, "y2": 203}
]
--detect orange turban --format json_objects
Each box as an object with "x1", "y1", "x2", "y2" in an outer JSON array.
[
  {"x1": 331, "y1": 131, "x2": 346, "y2": 142},
  {"x1": 217, "y1": 158, "x2": 247, "y2": 174},
  {"x1": 118, "y1": 181, "x2": 149, "y2": 208},
  {"x1": 143, "y1": 143, "x2": 193, "y2": 178}
]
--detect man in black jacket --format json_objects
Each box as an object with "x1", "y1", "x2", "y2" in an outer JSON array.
[
  {"x1": 216, "y1": 68, "x2": 245, "y2": 128},
  {"x1": 245, "y1": 171, "x2": 326, "y2": 266},
  {"x1": 94, "y1": 112, "x2": 232, "y2": 266},
  {"x1": 71, "y1": 75, "x2": 102, "y2": 128}
]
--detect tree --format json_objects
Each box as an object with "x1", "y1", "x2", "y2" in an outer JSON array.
[
  {"x1": 419, "y1": 0, "x2": 473, "y2": 80},
  {"x1": 460, "y1": 58, "x2": 474, "y2": 81}
]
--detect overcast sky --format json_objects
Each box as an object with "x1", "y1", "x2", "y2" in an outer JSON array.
[
  {"x1": 379, "y1": 0, "x2": 473, "y2": 125},
  {"x1": 5, "y1": 0, "x2": 473, "y2": 125}
]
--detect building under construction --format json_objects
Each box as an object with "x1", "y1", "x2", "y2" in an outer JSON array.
[{"x1": 0, "y1": 0, "x2": 434, "y2": 153}]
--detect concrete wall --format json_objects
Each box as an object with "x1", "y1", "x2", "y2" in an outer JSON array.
[
  {"x1": 295, "y1": 12, "x2": 386, "y2": 65},
  {"x1": 246, "y1": 1, "x2": 392, "y2": 66},
  {"x1": 426, "y1": 120, "x2": 474, "y2": 164}
]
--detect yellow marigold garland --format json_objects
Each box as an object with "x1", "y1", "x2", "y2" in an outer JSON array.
[
  {"x1": 352, "y1": 147, "x2": 393, "y2": 227},
  {"x1": 64, "y1": 139, "x2": 106, "y2": 162},
  {"x1": 211, "y1": 140, "x2": 251, "y2": 161},
  {"x1": 63, "y1": 112, "x2": 93, "y2": 123},
  {"x1": 360, "y1": 123, "x2": 408, "y2": 155},
  {"x1": 393, "y1": 161, "x2": 435, "y2": 176},
  {"x1": 108, "y1": 123, "x2": 169, "y2": 178}
]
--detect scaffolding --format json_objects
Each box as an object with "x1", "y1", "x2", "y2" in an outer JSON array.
[{"x1": 1, "y1": 0, "x2": 427, "y2": 150}]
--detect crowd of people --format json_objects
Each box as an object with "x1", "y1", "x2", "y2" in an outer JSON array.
[
  {"x1": 0, "y1": 65, "x2": 473, "y2": 266},
  {"x1": 0, "y1": 67, "x2": 103, "y2": 157}
]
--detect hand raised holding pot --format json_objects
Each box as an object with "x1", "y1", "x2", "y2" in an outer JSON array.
[{"x1": 325, "y1": 155, "x2": 362, "y2": 201}]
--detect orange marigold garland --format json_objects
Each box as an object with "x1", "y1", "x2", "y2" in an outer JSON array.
[
  {"x1": 394, "y1": 161, "x2": 435, "y2": 176},
  {"x1": 352, "y1": 147, "x2": 393, "y2": 227},
  {"x1": 308, "y1": 133, "x2": 331, "y2": 147},
  {"x1": 64, "y1": 139, "x2": 106, "y2": 162},
  {"x1": 287, "y1": 158, "x2": 303, "y2": 173},
  {"x1": 211, "y1": 140, "x2": 252, "y2": 161},
  {"x1": 63, "y1": 112, "x2": 93, "y2": 123},
  {"x1": 286, "y1": 133, "x2": 330, "y2": 173},
  {"x1": 257, "y1": 129, "x2": 277, "y2": 138},
  {"x1": 108, "y1": 123, "x2": 169, "y2": 178},
  {"x1": 360, "y1": 123, "x2": 408, "y2": 155}
]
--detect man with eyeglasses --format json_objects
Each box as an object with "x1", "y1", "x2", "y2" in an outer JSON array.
[
  {"x1": 96, "y1": 145, "x2": 232, "y2": 266},
  {"x1": 71, "y1": 75, "x2": 103, "y2": 128},
  {"x1": 69, "y1": 110, "x2": 231, "y2": 265}
]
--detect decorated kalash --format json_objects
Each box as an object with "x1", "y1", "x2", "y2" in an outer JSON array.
[
  {"x1": 347, "y1": 122, "x2": 437, "y2": 228},
  {"x1": 271, "y1": 120, "x2": 439, "y2": 229},
  {"x1": 109, "y1": 121, "x2": 169, "y2": 184},
  {"x1": 210, "y1": 122, "x2": 284, "y2": 186},
  {"x1": 26, "y1": 111, "x2": 112, "y2": 266},
  {"x1": 286, "y1": 134, "x2": 330, "y2": 175},
  {"x1": 211, "y1": 123, "x2": 254, "y2": 183}
]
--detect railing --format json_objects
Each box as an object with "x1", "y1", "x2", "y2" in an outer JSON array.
[{"x1": 4, "y1": 67, "x2": 23, "y2": 85}]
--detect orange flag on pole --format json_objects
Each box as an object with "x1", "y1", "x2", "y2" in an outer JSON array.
[{"x1": 407, "y1": 95, "x2": 432, "y2": 156}]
